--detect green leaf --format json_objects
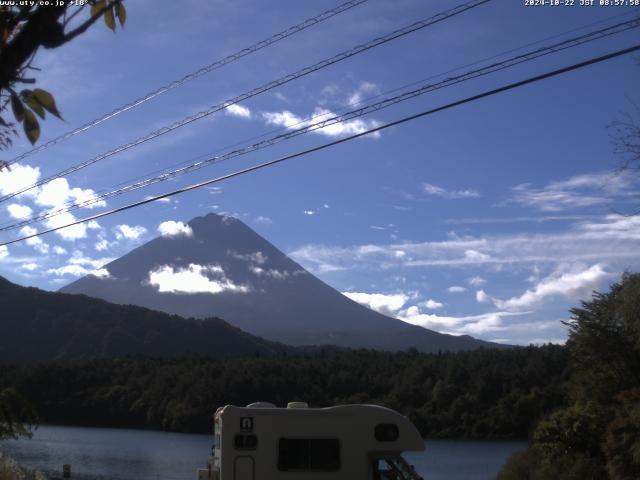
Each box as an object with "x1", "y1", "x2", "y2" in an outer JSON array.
[
  {"x1": 32, "y1": 88, "x2": 62, "y2": 119},
  {"x1": 104, "y1": 6, "x2": 116, "y2": 31},
  {"x1": 23, "y1": 91, "x2": 46, "y2": 120},
  {"x1": 10, "y1": 94, "x2": 24, "y2": 122},
  {"x1": 22, "y1": 110, "x2": 40, "y2": 145},
  {"x1": 116, "y1": 2, "x2": 126, "y2": 27}
]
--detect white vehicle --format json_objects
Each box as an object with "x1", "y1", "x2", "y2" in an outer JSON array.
[{"x1": 197, "y1": 401, "x2": 425, "y2": 480}]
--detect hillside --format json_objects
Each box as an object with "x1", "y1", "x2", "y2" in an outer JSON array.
[{"x1": 0, "y1": 276, "x2": 288, "y2": 363}]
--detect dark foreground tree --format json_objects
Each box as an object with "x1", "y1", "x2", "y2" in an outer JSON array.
[
  {"x1": 498, "y1": 273, "x2": 640, "y2": 480},
  {"x1": 0, "y1": 387, "x2": 37, "y2": 440}
]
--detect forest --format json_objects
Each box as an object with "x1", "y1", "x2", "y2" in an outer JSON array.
[{"x1": 0, "y1": 344, "x2": 567, "y2": 440}]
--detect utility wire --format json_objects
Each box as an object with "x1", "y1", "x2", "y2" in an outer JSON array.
[
  {"x1": 4, "y1": 0, "x2": 370, "y2": 167},
  {"x1": 0, "y1": 0, "x2": 491, "y2": 203},
  {"x1": 3, "y1": 43, "x2": 638, "y2": 248},
  {"x1": 5, "y1": 5, "x2": 634, "y2": 231},
  {"x1": 3, "y1": 17, "x2": 638, "y2": 233}
]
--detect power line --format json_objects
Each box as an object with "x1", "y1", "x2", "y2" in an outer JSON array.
[
  {"x1": 4, "y1": 0, "x2": 370, "y2": 167},
  {"x1": 3, "y1": 43, "x2": 638, "y2": 248},
  {"x1": 6, "y1": 5, "x2": 634, "y2": 229},
  {"x1": 0, "y1": 0, "x2": 491, "y2": 204},
  {"x1": 3, "y1": 16, "x2": 638, "y2": 233}
]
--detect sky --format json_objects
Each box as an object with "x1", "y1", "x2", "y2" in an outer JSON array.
[{"x1": 0, "y1": 0, "x2": 639, "y2": 345}]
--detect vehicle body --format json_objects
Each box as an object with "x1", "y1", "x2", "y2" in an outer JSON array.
[{"x1": 197, "y1": 402, "x2": 424, "y2": 480}]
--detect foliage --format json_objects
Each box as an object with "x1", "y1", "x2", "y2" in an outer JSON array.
[
  {"x1": 0, "y1": 345, "x2": 568, "y2": 439},
  {"x1": 0, "y1": 0, "x2": 126, "y2": 150},
  {"x1": 0, "y1": 454, "x2": 46, "y2": 480},
  {"x1": 498, "y1": 273, "x2": 640, "y2": 479},
  {"x1": 604, "y1": 389, "x2": 640, "y2": 480},
  {"x1": 0, "y1": 387, "x2": 37, "y2": 441}
]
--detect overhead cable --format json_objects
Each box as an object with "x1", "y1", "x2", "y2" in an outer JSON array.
[
  {"x1": 4, "y1": 0, "x2": 370, "y2": 167},
  {"x1": 3, "y1": 43, "x2": 638, "y2": 247},
  {"x1": 3, "y1": 16, "x2": 638, "y2": 233},
  {"x1": 0, "y1": 0, "x2": 492, "y2": 203}
]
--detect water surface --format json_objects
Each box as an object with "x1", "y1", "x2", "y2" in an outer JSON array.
[{"x1": 1, "y1": 425, "x2": 526, "y2": 480}]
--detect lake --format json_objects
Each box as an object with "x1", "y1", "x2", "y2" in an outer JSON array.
[{"x1": 1, "y1": 425, "x2": 526, "y2": 480}]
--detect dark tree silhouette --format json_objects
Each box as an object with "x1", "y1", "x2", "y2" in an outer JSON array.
[{"x1": 0, "y1": 0, "x2": 126, "y2": 150}]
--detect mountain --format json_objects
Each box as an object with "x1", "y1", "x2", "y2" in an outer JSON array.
[
  {"x1": 0, "y1": 275, "x2": 288, "y2": 363},
  {"x1": 61, "y1": 213, "x2": 503, "y2": 352}
]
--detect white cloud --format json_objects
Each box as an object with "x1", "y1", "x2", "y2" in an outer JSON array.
[
  {"x1": 398, "y1": 306, "x2": 528, "y2": 335},
  {"x1": 53, "y1": 245, "x2": 67, "y2": 255},
  {"x1": 47, "y1": 264, "x2": 91, "y2": 277},
  {"x1": 302, "y1": 204, "x2": 330, "y2": 217},
  {"x1": 44, "y1": 211, "x2": 88, "y2": 241},
  {"x1": 19, "y1": 226, "x2": 49, "y2": 254},
  {"x1": 511, "y1": 171, "x2": 637, "y2": 212},
  {"x1": 489, "y1": 264, "x2": 610, "y2": 311},
  {"x1": 144, "y1": 195, "x2": 171, "y2": 204},
  {"x1": 254, "y1": 216, "x2": 273, "y2": 225},
  {"x1": 0, "y1": 163, "x2": 40, "y2": 198},
  {"x1": 0, "y1": 246, "x2": 8, "y2": 259},
  {"x1": 342, "y1": 291, "x2": 409, "y2": 317},
  {"x1": 47, "y1": 264, "x2": 107, "y2": 278},
  {"x1": 87, "y1": 220, "x2": 101, "y2": 230},
  {"x1": 422, "y1": 183, "x2": 480, "y2": 199},
  {"x1": 68, "y1": 250, "x2": 114, "y2": 270},
  {"x1": 448, "y1": 286, "x2": 467, "y2": 293},
  {"x1": 468, "y1": 276, "x2": 487, "y2": 287},
  {"x1": 95, "y1": 239, "x2": 110, "y2": 252},
  {"x1": 21, "y1": 263, "x2": 39, "y2": 272},
  {"x1": 446, "y1": 215, "x2": 593, "y2": 225},
  {"x1": 464, "y1": 250, "x2": 491, "y2": 262},
  {"x1": 115, "y1": 224, "x2": 147, "y2": 240},
  {"x1": 148, "y1": 264, "x2": 250, "y2": 295},
  {"x1": 262, "y1": 107, "x2": 381, "y2": 139},
  {"x1": 476, "y1": 290, "x2": 491, "y2": 303},
  {"x1": 576, "y1": 214, "x2": 640, "y2": 239},
  {"x1": 225, "y1": 103, "x2": 251, "y2": 119},
  {"x1": 347, "y1": 81, "x2": 380, "y2": 106},
  {"x1": 158, "y1": 221, "x2": 193, "y2": 238},
  {"x1": 289, "y1": 214, "x2": 640, "y2": 273},
  {"x1": 35, "y1": 177, "x2": 105, "y2": 209},
  {"x1": 91, "y1": 268, "x2": 111, "y2": 279},
  {"x1": 250, "y1": 266, "x2": 289, "y2": 280},
  {"x1": 422, "y1": 299, "x2": 443, "y2": 310},
  {"x1": 230, "y1": 251, "x2": 268, "y2": 265},
  {"x1": 7, "y1": 203, "x2": 33, "y2": 219}
]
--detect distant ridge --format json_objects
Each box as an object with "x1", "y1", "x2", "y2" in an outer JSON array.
[
  {"x1": 0, "y1": 275, "x2": 289, "y2": 363},
  {"x1": 60, "y1": 213, "x2": 505, "y2": 353}
]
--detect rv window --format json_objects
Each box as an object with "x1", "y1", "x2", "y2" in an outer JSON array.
[
  {"x1": 278, "y1": 438, "x2": 340, "y2": 471},
  {"x1": 234, "y1": 434, "x2": 258, "y2": 450},
  {"x1": 375, "y1": 424, "x2": 399, "y2": 442}
]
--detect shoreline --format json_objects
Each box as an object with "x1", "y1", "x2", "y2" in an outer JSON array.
[{"x1": 12, "y1": 421, "x2": 530, "y2": 442}]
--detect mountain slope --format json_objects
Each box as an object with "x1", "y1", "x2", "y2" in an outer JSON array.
[
  {"x1": 61, "y1": 213, "x2": 503, "y2": 352},
  {"x1": 0, "y1": 276, "x2": 288, "y2": 363}
]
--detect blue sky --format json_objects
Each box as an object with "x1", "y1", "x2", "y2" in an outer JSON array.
[{"x1": 1, "y1": 0, "x2": 639, "y2": 345}]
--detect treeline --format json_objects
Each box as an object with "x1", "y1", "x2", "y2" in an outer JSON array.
[
  {"x1": 0, "y1": 344, "x2": 568, "y2": 439},
  {"x1": 498, "y1": 273, "x2": 640, "y2": 480}
]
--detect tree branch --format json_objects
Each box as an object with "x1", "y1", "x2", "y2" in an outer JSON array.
[{"x1": 59, "y1": 1, "x2": 121, "y2": 46}]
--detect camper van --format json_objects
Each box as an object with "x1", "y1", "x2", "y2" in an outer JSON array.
[{"x1": 197, "y1": 402, "x2": 425, "y2": 480}]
